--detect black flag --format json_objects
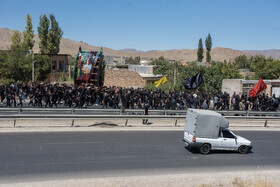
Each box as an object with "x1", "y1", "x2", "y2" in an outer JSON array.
[{"x1": 184, "y1": 72, "x2": 204, "y2": 89}]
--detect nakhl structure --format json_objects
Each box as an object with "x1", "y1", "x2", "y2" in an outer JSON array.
[{"x1": 73, "y1": 48, "x2": 105, "y2": 86}]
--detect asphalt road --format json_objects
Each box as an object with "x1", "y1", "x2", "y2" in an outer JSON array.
[{"x1": 0, "y1": 130, "x2": 279, "y2": 183}]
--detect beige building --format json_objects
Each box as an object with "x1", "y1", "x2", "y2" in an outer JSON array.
[
  {"x1": 222, "y1": 79, "x2": 280, "y2": 97},
  {"x1": 47, "y1": 54, "x2": 69, "y2": 82},
  {"x1": 49, "y1": 54, "x2": 69, "y2": 72}
]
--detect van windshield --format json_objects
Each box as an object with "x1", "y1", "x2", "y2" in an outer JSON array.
[{"x1": 222, "y1": 129, "x2": 236, "y2": 139}]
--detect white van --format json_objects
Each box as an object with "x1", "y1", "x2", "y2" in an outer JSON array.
[{"x1": 183, "y1": 109, "x2": 252, "y2": 154}]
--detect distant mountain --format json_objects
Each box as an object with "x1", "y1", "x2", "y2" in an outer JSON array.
[
  {"x1": 119, "y1": 48, "x2": 144, "y2": 53},
  {"x1": 243, "y1": 49, "x2": 280, "y2": 59},
  {"x1": 1, "y1": 28, "x2": 279, "y2": 62}
]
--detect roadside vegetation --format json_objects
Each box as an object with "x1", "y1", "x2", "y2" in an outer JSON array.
[
  {"x1": 146, "y1": 55, "x2": 280, "y2": 94},
  {"x1": 0, "y1": 13, "x2": 63, "y2": 83}
]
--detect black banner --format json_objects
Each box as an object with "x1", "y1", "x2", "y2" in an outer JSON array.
[{"x1": 184, "y1": 72, "x2": 204, "y2": 90}]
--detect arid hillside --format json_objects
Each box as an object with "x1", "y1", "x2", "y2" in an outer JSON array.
[{"x1": 1, "y1": 28, "x2": 279, "y2": 62}]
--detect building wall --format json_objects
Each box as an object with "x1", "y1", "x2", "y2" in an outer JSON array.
[
  {"x1": 128, "y1": 65, "x2": 154, "y2": 75},
  {"x1": 222, "y1": 79, "x2": 280, "y2": 97},
  {"x1": 50, "y1": 55, "x2": 68, "y2": 72},
  {"x1": 104, "y1": 55, "x2": 114, "y2": 65},
  {"x1": 222, "y1": 79, "x2": 243, "y2": 97}
]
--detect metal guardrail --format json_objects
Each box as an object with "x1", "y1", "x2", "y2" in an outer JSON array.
[
  {"x1": 1, "y1": 114, "x2": 280, "y2": 120},
  {"x1": 0, "y1": 112, "x2": 279, "y2": 128},
  {"x1": 0, "y1": 114, "x2": 182, "y2": 119},
  {"x1": 0, "y1": 107, "x2": 280, "y2": 116}
]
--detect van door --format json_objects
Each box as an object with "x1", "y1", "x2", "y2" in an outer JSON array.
[
  {"x1": 211, "y1": 130, "x2": 224, "y2": 149},
  {"x1": 221, "y1": 129, "x2": 238, "y2": 150}
]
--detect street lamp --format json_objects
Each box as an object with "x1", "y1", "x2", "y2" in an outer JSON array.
[{"x1": 29, "y1": 50, "x2": 34, "y2": 82}]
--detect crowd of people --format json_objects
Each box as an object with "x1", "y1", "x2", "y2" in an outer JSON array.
[{"x1": 0, "y1": 82, "x2": 279, "y2": 111}]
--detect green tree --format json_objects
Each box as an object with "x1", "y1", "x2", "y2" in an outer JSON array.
[
  {"x1": 68, "y1": 56, "x2": 76, "y2": 66},
  {"x1": 148, "y1": 57, "x2": 243, "y2": 94},
  {"x1": 234, "y1": 55, "x2": 250, "y2": 69},
  {"x1": 204, "y1": 62, "x2": 241, "y2": 93},
  {"x1": 150, "y1": 56, "x2": 174, "y2": 76},
  {"x1": 205, "y1": 33, "x2": 212, "y2": 62},
  {"x1": 6, "y1": 45, "x2": 31, "y2": 82},
  {"x1": 22, "y1": 13, "x2": 35, "y2": 51},
  {"x1": 250, "y1": 55, "x2": 280, "y2": 79},
  {"x1": 11, "y1": 30, "x2": 22, "y2": 48},
  {"x1": 0, "y1": 51, "x2": 8, "y2": 78},
  {"x1": 197, "y1": 38, "x2": 204, "y2": 62},
  {"x1": 47, "y1": 14, "x2": 63, "y2": 54},
  {"x1": 4, "y1": 31, "x2": 31, "y2": 82},
  {"x1": 1, "y1": 31, "x2": 51, "y2": 82},
  {"x1": 34, "y1": 55, "x2": 51, "y2": 81},
  {"x1": 38, "y1": 14, "x2": 49, "y2": 54},
  {"x1": 128, "y1": 56, "x2": 133, "y2": 63},
  {"x1": 135, "y1": 56, "x2": 141, "y2": 64}
]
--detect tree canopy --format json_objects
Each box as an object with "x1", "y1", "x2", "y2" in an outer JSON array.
[
  {"x1": 205, "y1": 33, "x2": 212, "y2": 62},
  {"x1": 38, "y1": 14, "x2": 49, "y2": 54},
  {"x1": 47, "y1": 14, "x2": 63, "y2": 54},
  {"x1": 22, "y1": 13, "x2": 35, "y2": 51},
  {"x1": 146, "y1": 56, "x2": 243, "y2": 94},
  {"x1": 0, "y1": 14, "x2": 52, "y2": 83},
  {"x1": 11, "y1": 30, "x2": 22, "y2": 48},
  {"x1": 197, "y1": 38, "x2": 204, "y2": 62},
  {"x1": 38, "y1": 14, "x2": 63, "y2": 54}
]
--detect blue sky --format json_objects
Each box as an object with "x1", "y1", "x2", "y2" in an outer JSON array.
[{"x1": 0, "y1": 0, "x2": 279, "y2": 51}]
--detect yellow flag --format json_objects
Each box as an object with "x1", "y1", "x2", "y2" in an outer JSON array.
[{"x1": 154, "y1": 76, "x2": 168, "y2": 87}]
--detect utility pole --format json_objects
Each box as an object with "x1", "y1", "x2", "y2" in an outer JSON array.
[
  {"x1": 32, "y1": 51, "x2": 34, "y2": 82},
  {"x1": 174, "y1": 60, "x2": 177, "y2": 85},
  {"x1": 244, "y1": 64, "x2": 246, "y2": 80}
]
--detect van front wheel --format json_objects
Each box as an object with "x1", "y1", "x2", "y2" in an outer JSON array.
[
  {"x1": 200, "y1": 144, "x2": 211, "y2": 154},
  {"x1": 238, "y1": 145, "x2": 248, "y2": 154}
]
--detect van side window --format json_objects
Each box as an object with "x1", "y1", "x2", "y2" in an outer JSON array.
[{"x1": 222, "y1": 130, "x2": 235, "y2": 139}]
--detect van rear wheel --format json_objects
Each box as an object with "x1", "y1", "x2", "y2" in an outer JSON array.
[
  {"x1": 200, "y1": 144, "x2": 211, "y2": 154},
  {"x1": 238, "y1": 145, "x2": 248, "y2": 154}
]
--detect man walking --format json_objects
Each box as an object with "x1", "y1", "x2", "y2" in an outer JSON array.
[{"x1": 143, "y1": 102, "x2": 149, "y2": 124}]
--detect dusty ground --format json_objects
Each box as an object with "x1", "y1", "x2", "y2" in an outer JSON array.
[{"x1": 0, "y1": 170, "x2": 279, "y2": 187}]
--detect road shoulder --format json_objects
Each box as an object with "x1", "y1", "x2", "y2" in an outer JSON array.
[{"x1": 1, "y1": 169, "x2": 279, "y2": 187}]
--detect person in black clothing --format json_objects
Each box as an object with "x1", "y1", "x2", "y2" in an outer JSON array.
[
  {"x1": 73, "y1": 92, "x2": 80, "y2": 107},
  {"x1": 51, "y1": 89, "x2": 58, "y2": 108},
  {"x1": 113, "y1": 89, "x2": 120, "y2": 109},
  {"x1": 234, "y1": 94, "x2": 240, "y2": 110},
  {"x1": 170, "y1": 97, "x2": 177, "y2": 110},
  {"x1": 67, "y1": 90, "x2": 73, "y2": 108},
  {"x1": 28, "y1": 93, "x2": 34, "y2": 106},
  {"x1": 121, "y1": 91, "x2": 127, "y2": 112},
  {"x1": 215, "y1": 99, "x2": 223, "y2": 110},
  {"x1": 35, "y1": 90, "x2": 43, "y2": 108},
  {"x1": 0, "y1": 84, "x2": 4, "y2": 103},
  {"x1": 102, "y1": 92, "x2": 110, "y2": 108},
  {"x1": 57, "y1": 87, "x2": 63, "y2": 105},
  {"x1": 5, "y1": 92, "x2": 11, "y2": 107},
  {"x1": 143, "y1": 102, "x2": 149, "y2": 124},
  {"x1": 84, "y1": 87, "x2": 91, "y2": 106},
  {"x1": 11, "y1": 90, "x2": 16, "y2": 107},
  {"x1": 45, "y1": 90, "x2": 51, "y2": 108},
  {"x1": 79, "y1": 90, "x2": 85, "y2": 108}
]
